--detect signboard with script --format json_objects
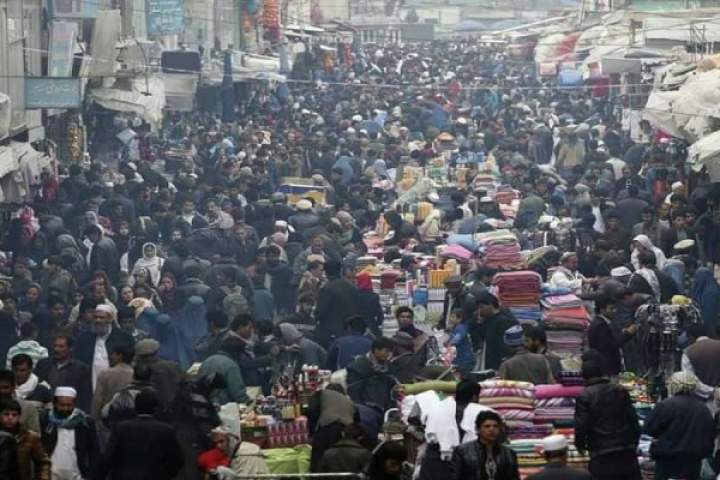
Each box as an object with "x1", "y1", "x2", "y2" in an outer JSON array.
[
  {"x1": 25, "y1": 78, "x2": 82, "y2": 109},
  {"x1": 147, "y1": 0, "x2": 185, "y2": 37}
]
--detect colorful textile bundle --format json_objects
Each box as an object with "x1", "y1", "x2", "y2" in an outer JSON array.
[
  {"x1": 541, "y1": 293, "x2": 590, "y2": 357},
  {"x1": 493, "y1": 271, "x2": 542, "y2": 324},
  {"x1": 476, "y1": 230, "x2": 525, "y2": 269},
  {"x1": 533, "y1": 385, "x2": 584, "y2": 425},
  {"x1": 507, "y1": 424, "x2": 552, "y2": 440},
  {"x1": 534, "y1": 397, "x2": 576, "y2": 422},
  {"x1": 557, "y1": 371, "x2": 584, "y2": 386},
  {"x1": 494, "y1": 187, "x2": 520, "y2": 205},
  {"x1": 479, "y1": 380, "x2": 535, "y2": 425}
]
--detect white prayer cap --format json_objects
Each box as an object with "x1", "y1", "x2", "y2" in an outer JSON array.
[
  {"x1": 611, "y1": 266, "x2": 632, "y2": 278},
  {"x1": 541, "y1": 434, "x2": 567, "y2": 452},
  {"x1": 95, "y1": 304, "x2": 115, "y2": 317},
  {"x1": 674, "y1": 239, "x2": 695, "y2": 251},
  {"x1": 672, "y1": 181, "x2": 684, "y2": 191},
  {"x1": 54, "y1": 386, "x2": 77, "y2": 398}
]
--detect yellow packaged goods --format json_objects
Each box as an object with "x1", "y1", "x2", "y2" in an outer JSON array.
[
  {"x1": 416, "y1": 201, "x2": 433, "y2": 221},
  {"x1": 429, "y1": 269, "x2": 451, "y2": 288}
]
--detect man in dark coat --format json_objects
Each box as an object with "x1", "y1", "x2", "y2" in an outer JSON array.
[
  {"x1": 346, "y1": 337, "x2": 397, "y2": 411},
  {"x1": 40, "y1": 386, "x2": 99, "y2": 480},
  {"x1": 314, "y1": 261, "x2": 359, "y2": 348},
  {"x1": 472, "y1": 291, "x2": 518, "y2": 370},
  {"x1": 318, "y1": 423, "x2": 372, "y2": 474},
  {"x1": 644, "y1": 371, "x2": 715, "y2": 480},
  {"x1": 587, "y1": 295, "x2": 637, "y2": 380},
  {"x1": 452, "y1": 410, "x2": 520, "y2": 480},
  {"x1": 325, "y1": 316, "x2": 373, "y2": 371},
  {"x1": 683, "y1": 332, "x2": 720, "y2": 387},
  {"x1": 93, "y1": 389, "x2": 184, "y2": 480},
  {"x1": 574, "y1": 350, "x2": 641, "y2": 480},
  {"x1": 440, "y1": 276, "x2": 477, "y2": 329},
  {"x1": 35, "y1": 334, "x2": 92, "y2": 413},
  {"x1": 133, "y1": 339, "x2": 184, "y2": 419},
  {"x1": 526, "y1": 434, "x2": 591, "y2": 479},
  {"x1": 175, "y1": 264, "x2": 211, "y2": 307},
  {"x1": 74, "y1": 307, "x2": 134, "y2": 391},
  {"x1": 264, "y1": 245, "x2": 294, "y2": 315},
  {"x1": 85, "y1": 225, "x2": 120, "y2": 283}
]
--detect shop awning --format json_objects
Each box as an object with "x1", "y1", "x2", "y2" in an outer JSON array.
[{"x1": 88, "y1": 77, "x2": 166, "y2": 127}]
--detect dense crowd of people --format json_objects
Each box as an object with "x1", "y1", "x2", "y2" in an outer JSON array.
[{"x1": 0, "y1": 37, "x2": 718, "y2": 480}]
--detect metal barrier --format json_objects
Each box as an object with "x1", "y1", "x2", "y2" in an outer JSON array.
[{"x1": 221, "y1": 474, "x2": 365, "y2": 479}]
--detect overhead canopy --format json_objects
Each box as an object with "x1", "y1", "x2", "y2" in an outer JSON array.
[
  {"x1": 644, "y1": 69, "x2": 720, "y2": 142},
  {"x1": 88, "y1": 77, "x2": 166, "y2": 127}
]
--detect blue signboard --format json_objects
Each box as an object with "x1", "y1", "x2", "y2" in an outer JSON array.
[
  {"x1": 25, "y1": 78, "x2": 82, "y2": 109},
  {"x1": 147, "y1": 0, "x2": 185, "y2": 37}
]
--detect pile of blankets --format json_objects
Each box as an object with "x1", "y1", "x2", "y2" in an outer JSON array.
[
  {"x1": 533, "y1": 384, "x2": 584, "y2": 425},
  {"x1": 492, "y1": 271, "x2": 542, "y2": 326},
  {"x1": 476, "y1": 230, "x2": 524, "y2": 269},
  {"x1": 510, "y1": 429, "x2": 590, "y2": 479},
  {"x1": 557, "y1": 371, "x2": 584, "y2": 386},
  {"x1": 554, "y1": 428, "x2": 591, "y2": 471},
  {"x1": 541, "y1": 293, "x2": 590, "y2": 357},
  {"x1": 478, "y1": 380, "x2": 536, "y2": 425}
]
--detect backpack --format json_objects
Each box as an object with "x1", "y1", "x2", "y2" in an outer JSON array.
[{"x1": 221, "y1": 286, "x2": 250, "y2": 320}]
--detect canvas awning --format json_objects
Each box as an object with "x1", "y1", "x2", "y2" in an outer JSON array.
[{"x1": 88, "y1": 76, "x2": 166, "y2": 127}]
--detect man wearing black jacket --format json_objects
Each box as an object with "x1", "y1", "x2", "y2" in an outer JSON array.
[
  {"x1": 35, "y1": 335, "x2": 92, "y2": 413},
  {"x1": 574, "y1": 350, "x2": 641, "y2": 480},
  {"x1": 73, "y1": 306, "x2": 134, "y2": 392},
  {"x1": 40, "y1": 386, "x2": 99, "y2": 480},
  {"x1": 587, "y1": 294, "x2": 637, "y2": 380},
  {"x1": 453, "y1": 410, "x2": 520, "y2": 480},
  {"x1": 93, "y1": 389, "x2": 184, "y2": 480}
]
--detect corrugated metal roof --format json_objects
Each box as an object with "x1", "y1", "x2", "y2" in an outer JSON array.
[{"x1": 643, "y1": 16, "x2": 720, "y2": 42}]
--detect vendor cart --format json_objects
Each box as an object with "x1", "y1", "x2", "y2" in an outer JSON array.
[{"x1": 277, "y1": 177, "x2": 327, "y2": 206}]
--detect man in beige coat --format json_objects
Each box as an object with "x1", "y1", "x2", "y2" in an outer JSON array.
[{"x1": 92, "y1": 343, "x2": 134, "y2": 442}]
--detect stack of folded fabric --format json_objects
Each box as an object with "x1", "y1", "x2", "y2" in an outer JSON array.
[
  {"x1": 494, "y1": 187, "x2": 520, "y2": 205},
  {"x1": 492, "y1": 271, "x2": 542, "y2": 326},
  {"x1": 541, "y1": 293, "x2": 590, "y2": 357},
  {"x1": 476, "y1": 230, "x2": 525, "y2": 270},
  {"x1": 507, "y1": 424, "x2": 553, "y2": 479},
  {"x1": 507, "y1": 424, "x2": 552, "y2": 440},
  {"x1": 553, "y1": 427, "x2": 591, "y2": 471},
  {"x1": 478, "y1": 380, "x2": 536, "y2": 425},
  {"x1": 557, "y1": 371, "x2": 584, "y2": 386},
  {"x1": 510, "y1": 438, "x2": 545, "y2": 478},
  {"x1": 472, "y1": 174, "x2": 497, "y2": 196},
  {"x1": 533, "y1": 385, "x2": 584, "y2": 426}
]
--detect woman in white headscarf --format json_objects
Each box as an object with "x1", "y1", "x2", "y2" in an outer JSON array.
[
  {"x1": 631, "y1": 234, "x2": 666, "y2": 271},
  {"x1": 208, "y1": 426, "x2": 270, "y2": 480},
  {"x1": 131, "y1": 243, "x2": 164, "y2": 287}
]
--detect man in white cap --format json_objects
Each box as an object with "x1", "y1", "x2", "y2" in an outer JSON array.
[
  {"x1": 288, "y1": 199, "x2": 320, "y2": 233},
  {"x1": 74, "y1": 304, "x2": 133, "y2": 391},
  {"x1": 526, "y1": 434, "x2": 591, "y2": 479},
  {"x1": 40, "y1": 386, "x2": 99, "y2": 480}
]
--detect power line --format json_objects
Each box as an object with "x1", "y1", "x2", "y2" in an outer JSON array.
[{"x1": 42, "y1": 0, "x2": 720, "y2": 46}]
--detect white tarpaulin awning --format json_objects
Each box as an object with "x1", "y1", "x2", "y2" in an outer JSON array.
[
  {"x1": 644, "y1": 69, "x2": 720, "y2": 142},
  {"x1": 688, "y1": 130, "x2": 720, "y2": 171},
  {"x1": 88, "y1": 77, "x2": 166, "y2": 127},
  {"x1": 0, "y1": 147, "x2": 18, "y2": 178}
]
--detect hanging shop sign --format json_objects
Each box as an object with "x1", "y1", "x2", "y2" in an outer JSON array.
[
  {"x1": 147, "y1": 0, "x2": 185, "y2": 37},
  {"x1": 25, "y1": 78, "x2": 82, "y2": 109}
]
